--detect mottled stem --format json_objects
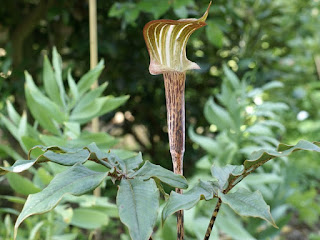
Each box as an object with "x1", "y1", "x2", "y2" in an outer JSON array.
[
  {"x1": 204, "y1": 198, "x2": 222, "y2": 240},
  {"x1": 163, "y1": 71, "x2": 186, "y2": 240}
]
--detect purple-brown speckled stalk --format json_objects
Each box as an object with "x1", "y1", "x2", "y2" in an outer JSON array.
[{"x1": 163, "y1": 71, "x2": 185, "y2": 240}]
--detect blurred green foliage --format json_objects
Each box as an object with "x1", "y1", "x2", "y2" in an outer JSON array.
[{"x1": 0, "y1": 0, "x2": 320, "y2": 239}]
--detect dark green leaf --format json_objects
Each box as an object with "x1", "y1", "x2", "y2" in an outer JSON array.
[
  {"x1": 211, "y1": 164, "x2": 244, "y2": 190},
  {"x1": 224, "y1": 140, "x2": 320, "y2": 193},
  {"x1": 218, "y1": 189, "x2": 277, "y2": 228},
  {"x1": 206, "y1": 20, "x2": 224, "y2": 48},
  {"x1": 117, "y1": 178, "x2": 159, "y2": 240},
  {"x1": 14, "y1": 164, "x2": 108, "y2": 238},
  {"x1": 41, "y1": 149, "x2": 90, "y2": 166},
  {"x1": 162, "y1": 180, "x2": 215, "y2": 223},
  {"x1": 131, "y1": 161, "x2": 188, "y2": 189},
  {"x1": 122, "y1": 152, "x2": 143, "y2": 171}
]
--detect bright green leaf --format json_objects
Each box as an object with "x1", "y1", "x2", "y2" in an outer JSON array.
[
  {"x1": 6, "y1": 173, "x2": 41, "y2": 195},
  {"x1": 5, "y1": 100, "x2": 20, "y2": 125},
  {"x1": 223, "y1": 63, "x2": 240, "y2": 89},
  {"x1": 204, "y1": 97, "x2": 235, "y2": 130},
  {"x1": 206, "y1": 20, "x2": 224, "y2": 48},
  {"x1": 77, "y1": 60, "x2": 104, "y2": 96},
  {"x1": 189, "y1": 126, "x2": 220, "y2": 155},
  {"x1": 52, "y1": 47, "x2": 66, "y2": 108},
  {"x1": 71, "y1": 208, "x2": 109, "y2": 229},
  {"x1": 70, "y1": 95, "x2": 129, "y2": 124},
  {"x1": 43, "y1": 55, "x2": 63, "y2": 106}
]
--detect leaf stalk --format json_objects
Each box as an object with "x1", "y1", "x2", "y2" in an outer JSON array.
[{"x1": 163, "y1": 71, "x2": 186, "y2": 240}]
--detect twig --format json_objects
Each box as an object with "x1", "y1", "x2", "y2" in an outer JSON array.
[{"x1": 203, "y1": 198, "x2": 222, "y2": 240}]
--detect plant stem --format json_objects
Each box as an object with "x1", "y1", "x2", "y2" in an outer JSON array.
[
  {"x1": 203, "y1": 198, "x2": 222, "y2": 240},
  {"x1": 163, "y1": 71, "x2": 186, "y2": 240},
  {"x1": 89, "y1": 0, "x2": 102, "y2": 239},
  {"x1": 89, "y1": 0, "x2": 99, "y2": 133}
]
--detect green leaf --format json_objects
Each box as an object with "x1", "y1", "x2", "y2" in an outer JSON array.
[
  {"x1": 70, "y1": 95, "x2": 129, "y2": 124},
  {"x1": 6, "y1": 100, "x2": 20, "y2": 125},
  {"x1": 211, "y1": 164, "x2": 244, "y2": 190},
  {"x1": 41, "y1": 149, "x2": 90, "y2": 166},
  {"x1": 98, "y1": 95, "x2": 129, "y2": 116},
  {"x1": 39, "y1": 135, "x2": 67, "y2": 146},
  {"x1": 0, "y1": 144, "x2": 23, "y2": 161},
  {"x1": 28, "y1": 221, "x2": 45, "y2": 240},
  {"x1": 138, "y1": 0, "x2": 170, "y2": 19},
  {"x1": 85, "y1": 142, "x2": 124, "y2": 169},
  {"x1": 36, "y1": 167, "x2": 53, "y2": 185},
  {"x1": 6, "y1": 173, "x2": 41, "y2": 195},
  {"x1": 52, "y1": 47, "x2": 66, "y2": 108},
  {"x1": 206, "y1": 20, "x2": 224, "y2": 48},
  {"x1": 72, "y1": 82, "x2": 108, "y2": 114},
  {"x1": 63, "y1": 121, "x2": 81, "y2": 139},
  {"x1": 0, "y1": 114, "x2": 19, "y2": 140},
  {"x1": 162, "y1": 180, "x2": 215, "y2": 223},
  {"x1": 122, "y1": 152, "x2": 143, "y2": 171},
  {"x1": 0, "y1": 159, "x2": 37, "y2": 175},
  {"x1": 216, "y1": 206, "x2": 255, "y2": 240},
  {"x1": 43, "y1": 55, "x2": 63, "y2": 106},
  {"x1": 71, "y1": 208, "x2": 109, "y2": 229},
  {"x1": 224, "y1": 140, "x2": 320, "y2": 193},
  {"x1": 77, "y1": 60, "x2": 104, "y2": 96},
  {"x1": 188, "y1": 126, "x2": 219, "y2": 155},
  {"x1": 117, "y1": 178, "x2": 159, "y2": 240},
  {"x1": 14, "y1": 164, "x2": 108, "y2": 238},
  {"x1": 204, "y1": 97, "x2": 235, "y2": 131},
  {"x1": 67, "y1": 69, "x2": 79, "y2": 107},
  {"x1": 0, "y1": 195, "x2": 26, "y2": 204},
  {"x1": 25, "y1": 71, "x2": 65, "y2": 135},
  {"x1": 131, "y1": 161, "x2": 188, "y2": 189},
  {"x1": 218, "y1": 188, "x2": 277, "y2": 228},
  {"x1": 223, "y1": 63, "x2": 240, "y2": 89},
  {"x1": 69, "y1": 132, "x2": 118, "y2": 149},
  {"x1": 262, "y1": 81, "x2": 284, "y2": 91},
  {"x1": 52, "y1": 233, "x2": 78, "y2": 240}
]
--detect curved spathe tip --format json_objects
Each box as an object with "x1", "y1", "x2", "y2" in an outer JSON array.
[{"x1": 144, "y1": 2, "x2": 212, "y2": 75}]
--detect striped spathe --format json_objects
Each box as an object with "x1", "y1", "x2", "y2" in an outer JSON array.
[{"x1": 143, "y1": 2, "x2": 212, "y2": 75}]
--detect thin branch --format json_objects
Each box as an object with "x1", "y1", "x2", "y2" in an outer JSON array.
[{"x1": 203, "y1": 198, "x2": 222, "y2": 240}]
